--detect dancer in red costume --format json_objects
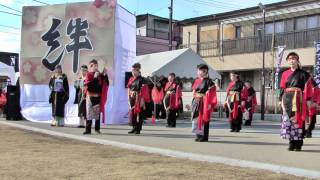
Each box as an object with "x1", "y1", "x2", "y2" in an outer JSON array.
[
  {"x1": 225, "y1": 72, "x2": 247, "y2": 132},
  {"x1": 191, "y1": 64, "x2": 217, "y2": 142},
  {"x1": 127, "y1": 63, "x2": 149, "y2": 134},
  {"x1": 279, "y1": 52, "x2": 313, "y2": 151}
]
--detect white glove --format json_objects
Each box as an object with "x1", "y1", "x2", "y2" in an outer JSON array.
[{"x1": 94, "y1": 72, "x2": 99, "y2": 78}]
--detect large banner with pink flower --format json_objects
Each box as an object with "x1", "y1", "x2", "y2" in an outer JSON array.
[
  {"x1": 19, "y1": 2, "x2": 136, "y2": 125},
  {"x1": 20, "y1": 1, "x2": 116, "y2": 84}
]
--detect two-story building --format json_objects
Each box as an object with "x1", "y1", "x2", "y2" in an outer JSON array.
[
  {"x1": 136, "y1": 14, "x2": 182, "y2": 55},
  {"x1": 180, "y1": 0, "x2": 320, "y2": 93}
]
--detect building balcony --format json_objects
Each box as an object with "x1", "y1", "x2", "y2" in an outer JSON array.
[{"x1": 180, "y1": 27, "x2": 320, "y2": 57}]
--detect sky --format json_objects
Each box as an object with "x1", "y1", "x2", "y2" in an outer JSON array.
[{"x1": 0, "y1": 0, "x2": 284, "y2": 53}]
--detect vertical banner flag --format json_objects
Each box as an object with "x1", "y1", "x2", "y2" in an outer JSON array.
[
  {"x1": 314, "y1": 41, "x2": 320, "y2": 87},
  {"x1": 274, "y1": 46, "x2": 286, "y2": 90}
]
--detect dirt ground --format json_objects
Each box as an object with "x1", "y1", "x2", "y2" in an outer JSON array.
[{"x1": 0, "y1": 125, "x2": 310, "y2": 180}]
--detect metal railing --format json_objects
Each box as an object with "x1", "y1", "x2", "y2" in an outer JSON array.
[{"x1": 179, "y1": 27, "x2": 320, "y2": 57}]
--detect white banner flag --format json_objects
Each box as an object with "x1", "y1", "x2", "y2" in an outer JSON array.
[
  {"x1": 314, "y1": 42, "x2": 320, "y2": 87},
  {"x1": 274, "y1": 46, "x2": 286, "y2": 90}
]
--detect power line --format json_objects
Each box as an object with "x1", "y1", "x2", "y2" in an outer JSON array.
[
  {"x1": 0, "y1": 30, "x2": 20, "y2": 35},
  {"x1": 150, "y1": 6, "x2": 168, "y2": 14},
  {"x1": 201, "y1": 0, "x2": 242, "y2": 7},
  {"x1": 31, "y1": 0, "x2": 50, "y2": 5},
  {"x1": 0, "y1": 24, "x2": 20, "y2": 30},
  {"x1": 182, "y1": 0, "x2": 235, "y2": 11},
  {"x1": 0, "y1": 10, "x2": 21, "y2": 16},
  {"x1": 189, "y1": 0, "x2": 239, "y2": 9},
  {"x1": 0, "y1": 4, "x2": 22, "y2": 13}
]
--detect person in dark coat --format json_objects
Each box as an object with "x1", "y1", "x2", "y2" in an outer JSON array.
[
  {"x1": 74, "y1": 65, "x2": 88, "y2": 128},
  {"x1": 49, "y1": 65, "x2": 69, "y2": 127}
]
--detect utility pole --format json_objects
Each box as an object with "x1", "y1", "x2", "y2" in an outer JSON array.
[
  {"x1": 168, "y1": 0, "x2": 173, "y2": 50},
  {"x1": 259, "y1": 2, "x2": 266, "y2": 120}
]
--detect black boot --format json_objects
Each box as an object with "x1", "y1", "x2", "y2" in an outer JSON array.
[
  {"x1": 128, "y1": 126, "x2": 136, "y2": 134},
  {"x1": 305, "y1": 130, "x2": 312, "y2": 138},
  {"x1": 83, "y1": 120, "x2": 92, "y2": 135},
  {"x1": 95, "y1": 120, "x2": 101, "y2": 134},
  {"x1": 230, "y1": 122, "x2": 236, "y2": 132},
  {"x1": 135, "y1": 116, "x2": 143, "y2": 134},
  {"x1": 135, "y1": 125, "x2": 141, "y2": 134},
  {"x1": 288, "y1": 140, "x2": 295, "y2": 151},
  {"x1": 295, "y1": 140, "x2": 303, "y2": 151},
  {"x1": 245, "y1": 120, "x2": 252, "y2": 126},
  {"x1": 198, "y1": 137, "x2": 208, "y2": 142},
  {"x1": 195, "y1": 135, "x2": 202, "y2": 142}
]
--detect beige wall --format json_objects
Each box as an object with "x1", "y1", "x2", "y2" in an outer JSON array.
[
  {"x1": 223, "y1": 24, "x2": 235, "y2": 40},
  {"x1": 182, "y1": 25, "x2": 198, "y2": 52},
  {"x1": 203, "y1": 47, "x2": 315, "y2": 71},
  {"x1": 199, "y1": 23, "x2": 219, "y2": 42}
]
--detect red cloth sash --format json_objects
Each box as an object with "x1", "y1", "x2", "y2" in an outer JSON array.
[
  {"x1": 165, "y1": 82, "x2": 181, "y2": 109},
  {"x1": 197, "y1": 86, "x2": 217, "y2": 130},
  {"x1": 151, "y1": 87, "x2": 164, "y2": 104}
]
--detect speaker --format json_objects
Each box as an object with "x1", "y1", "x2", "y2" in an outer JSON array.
[
  {"x1": 125, "y1": 71, "x2": 132, "y2": 88},
  {"x1": 6, "y1": 85, "x2": 22, "y2": 120}
]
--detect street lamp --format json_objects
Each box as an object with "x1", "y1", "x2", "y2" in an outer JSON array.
[{"x1": 258, "y1": 2, "x2": 266, "y2": 120}]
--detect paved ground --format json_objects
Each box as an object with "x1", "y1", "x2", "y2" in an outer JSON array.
[
  {"x1": 1, "y1": 117, "x2": 319, "y2": 174},
  {"x1": 0, "y1": 124, "x2": 308, "y2": 180}
]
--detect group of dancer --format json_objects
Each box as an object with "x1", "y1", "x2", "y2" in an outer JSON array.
[
  {"x1": 48, "y1": 51, "x2": 318, "y2": 150},
  {"x1": 49, "y1": 59, "x2": 109, "y2": 134}
]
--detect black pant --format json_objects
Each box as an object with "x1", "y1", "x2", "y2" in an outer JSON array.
[
  {"x1": 225, "y1": 108, "x2": 229, "y2": 118},
  {"x1": 306, "y1": 115, "x2": 317, "y2": 136},
  {"x1": 244, "y1": 112, "x2": 253, "y2": 125},
  {"x1": 155, "y1": 104, "x2": 166, "y2": 119},
  {"x1": 131, "y1": 111, "x2": 143, "y2": 133},
  {"x1": 167, "y1": 109, "x2": 177, "y2": 127},
  {"x1": 85, "y1": 119, "x2": 100, "y2": 133},
  {"x1": 143, "y1": 102, "x2": 153, "y2": 118},
  {"x1": 289, "y1": 140, "x2": 303, "y2": 149},
  {"x1": 203, "y1": 121, "x2": 210, "y2": 140},
  {"x1": 230, "y1": 107, "x2": 242, "y2": 131},
  {"x1": 196, "y1": 121, "x2": 210, "y2": 140}
]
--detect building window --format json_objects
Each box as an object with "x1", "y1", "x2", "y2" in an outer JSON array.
[
  {"x1": 307, "y1": 15, "x2": 318, "y2": 29},
  {"x1": 275, "y1": 21, "x2": 285, "y2": 33},
  {"x1": 235, "y1": 26, "x2": 241, "y2": 39},
  {"x1": 265, "y1": 23, "x2": 273, "y2": 34},
  {"x1": 295, "y1": 17, "x2": 307, "y2": 31},
  {"x1": 255, "y1": 21, "x2": 285, "y2": 35},
  {"x1": 254, "y1": 24, "x2": 262, "y2": 36},
  {"x1": 154, "y1": 21, "x2": 168, "y2": 30},
  {"x1": 285, "y1": 19, "x2": 294, "y2": 32}
]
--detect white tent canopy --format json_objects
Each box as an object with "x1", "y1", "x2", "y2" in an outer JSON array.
[
  {"x1": 137, "y1": 48, "x2": 221, "y2": 80},
  {"x1": 0, "y1": 62, "x2": 15, "y2": 84}
]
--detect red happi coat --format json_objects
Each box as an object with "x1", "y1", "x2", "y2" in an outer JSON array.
[
  {"x1": 192, "y1": 78, "x2": 217, "y2": 128},
  {"x1": 226, "y1": 80, "x2": 248, "y2": 121},
  {"x1": 280, "y1": 68, "x2": 313, "y2": 128},
  {"x1": 164, "y1": 82, "x2": 182, "y2": 110},
  {"x1": 0, "y1": 92, "x2": 6, "y2": 108},
  {"x1": 127, "y1": 76, "x2": 149, "y2": 114},
  {"x1": 100, "y1": 78, "x2": 109, "y2": 124},
  {"x1": 84, "y1": 72, "x2": 109, "y2": 123},
  {"x1": 308, "y1": 79, "x2": 319, "y2": 117},
  {"x1": 247, "y1": 87, "x2": 257, "y2": 113},
  {"x1": 152, "y1": 87, "x2": 164, "y2": 104}
]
